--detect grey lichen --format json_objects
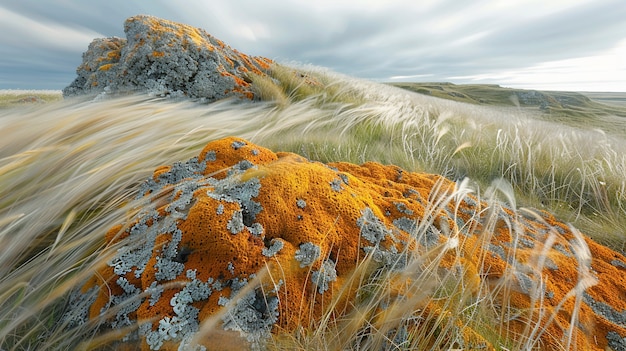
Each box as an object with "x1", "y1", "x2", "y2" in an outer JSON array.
[
  {"x1": 544, "y1": 257, "x2": 559, "y2": 270},
  {"x1": 357, "y1": 207, "x2": 391, "y2": 245},
  {"x1": 394, "y1": 202, "x2": 414, "y2": 215},
  {"x1": 227, "y1": 210, "x2": 245, "y2": 234},
  {"x1": 517, "y1": 236, "x2": 535, "y2": 249},
  {"x1": 607, "y1": 331, "x2": 626, "y2": 351},
  {"x1": 154, "y1": 256, "x2": 185, "y2": 281},
  {"x1": 295, "y1": 242, "x2": 321, "y2": 268},
  {"x1": 248, "y1": 222, "x2": 264, "y2": 236},
  {"x1": 166, "y1": 180, "x2": 204, "y2": 220},
  {"x1": 223, "y1": 294, "x2": 279, "y2": 349},
  {"x1": 296, "y1": 198, "x2": 307, "y2": 209},
  {"x1": 137, "y1": 156, "x2": 206, "y2": 198},
  {"x1": 207, "y1": 176, "x2": 263, "y2": 227},
  {"x1": 338, "y1": 173, "x2": 349, "y2": 185},
  {"x1": 262, "y1": 239, "x2": 284, "y2": 257},
  {"x1": 231, "y1": 140, "x2": 246, "y2": 150},
  {"x1": 311, "y1": 259, "x2": 337, "y2": 294},
  {"x1": 218, "y1": 296, "x2": 230, "y2": 306},
  {"x1": 393, "y1": 217, "x2": 416, "y2": 234},
  {"x1": 110, "y1": 218, "x2": 159, "y2": 279},
  {"x1": 488, "y1": 243, "x2": 507, "y2": 261},
  {"x1": 147, "y1": 281, "x2": 165, "y2": 306},
  {"x1": 330, "y1": 178, "x2": 344, "y2": 192},
  {"x1": 154, "y1": 227, "x2": 186, "y2": 281},
  {"x1": 583, "y1": 292, "x2": 626, "y2": 326},
  {"x1": 611, "y1": 259, "x2": 626, "y2": 269},
  {"x1": 140, "y1": 269, "x2": 213, "y2": 350},
  {"x1": 399, "y1": 219, "x2": 440, "y2": 247},
  {"x1": 514, "y1": 271, "x2": 535, "y2": 295},
  {"x1": 362, "y1": 246, "x2": 409, "y2": 270},
  {"x1": 222, "y1": 285, "x2": 281, "y2": 350},
  {"x1": 109, "y1": 277, "x2": 142, "y2": 329},
  {"x1": 63, "y1": 286, "x2": 99, "y2": 328},
  {"x1": 68, "y1": 138, "x2": 275, "y2": 349},
  {"x1": 553, "y1": 243, "x2": 573, "y2": 257},
  {"x1": 204, "y1": 150, "x2": 217, "y2": 162}
]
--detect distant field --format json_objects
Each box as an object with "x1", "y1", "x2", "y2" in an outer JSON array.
[
  {"x1": 583, "y1": 91, "x2": 626, "y2": 107},
  {"x1": 0, "y1": 89, "x2": 63, "y2": 108},
  {"x1": 388, "y1": 82, "x2": 626, "y2": 137}
]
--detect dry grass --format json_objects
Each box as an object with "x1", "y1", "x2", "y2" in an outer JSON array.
[{"x1": 1, "y1": 66, "x2": 625, "y2": 349}]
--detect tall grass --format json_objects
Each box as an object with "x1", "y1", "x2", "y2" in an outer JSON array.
[{"x1": 1, "y1": 64, "x2": 624, "y2": 349}]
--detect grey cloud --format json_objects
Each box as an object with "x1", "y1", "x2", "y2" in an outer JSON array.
[
  {"x1": 480, "y1": 0, "x2": 626, "y2": 60},
  {"x1": 1, "y1": 0, "x2": 624, "y2": 90}
]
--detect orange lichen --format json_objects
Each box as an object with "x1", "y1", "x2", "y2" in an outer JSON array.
[
  {"x1": 107, "y1": 50, "x2": 121, "y2": 60},
  {"x1": 76, "y1": 137, "x2": 626, "y2": 350},
  {"x1": 97, "y1": 63, "x2": 114, "y2": 71},
  {"x1": 152, "y1": 51, "x2": 165, "y2": 57}
]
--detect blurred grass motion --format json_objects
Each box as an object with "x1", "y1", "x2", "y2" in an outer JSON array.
[{"x1": 1, "y1": 63, "x2": 625, "y2": 349}]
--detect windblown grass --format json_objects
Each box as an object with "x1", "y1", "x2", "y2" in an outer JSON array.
[{"x1": 1, "y1": 65, "x2": 625, "y2": 349}]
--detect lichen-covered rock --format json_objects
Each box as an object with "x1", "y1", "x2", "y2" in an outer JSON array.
[
  {"x1": 70, "y1": 137, "x2": 626, "y2": 350},
  {"x1": 63, "y1": 15, "x2": 273, "y2": 101}
]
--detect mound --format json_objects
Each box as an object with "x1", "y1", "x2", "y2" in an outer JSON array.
[
  {"x1": 68, "y1": 137, "x2": 626, "y2": 350},
  {"x1": 62, "y1": 15, "x2": 273, "y2": 101}
]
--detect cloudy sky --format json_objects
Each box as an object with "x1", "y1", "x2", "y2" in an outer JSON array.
[{"x1": 1, "y1": 0, "x2": 625, "y2": 91}]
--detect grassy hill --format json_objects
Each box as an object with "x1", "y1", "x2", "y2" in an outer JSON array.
[{"x1": 388, "y1": 82, "x2": 626, "y2": 136}]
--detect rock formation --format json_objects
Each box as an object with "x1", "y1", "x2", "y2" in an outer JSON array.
[
  {"x1": 67, "y1": 137, "x2": 626, "y2": 350},
  {"x1": 63, "y1": 15, "x2": 273, "y2": 101}
]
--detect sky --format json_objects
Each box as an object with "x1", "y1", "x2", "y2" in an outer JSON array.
[{"x1": 1, "y1": 0, "x2": 625, "y2": 92}]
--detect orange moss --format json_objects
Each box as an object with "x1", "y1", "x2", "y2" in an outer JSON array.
[
  {"x1": 107, "y1": 50, "x2": 121, "y2": 60},
  {"x1": 82, "y1": 137, "x2": 626, "y2": 350},
  {"x1": 253, "y1": 57, "x2": 273, "y2": 69},
  {"x1": 97, "y1": 63, "x2": 115, "y2": 71}
]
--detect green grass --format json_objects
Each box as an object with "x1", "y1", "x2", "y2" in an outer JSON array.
[
  {"x1": 388, "y1": 82, "x2": 626, "y2": 137},
  {"x1": 1, "y1": 68, "x2": 625, "y2": 350}
]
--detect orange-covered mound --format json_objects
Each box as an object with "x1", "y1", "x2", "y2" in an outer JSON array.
[{"x1": 67, "y1": 137, "x2": 626, "y2": 350}]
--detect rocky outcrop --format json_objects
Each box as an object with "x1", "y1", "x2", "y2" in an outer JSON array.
[
  {"x1": 67, "y1": 137, "x2": 626, "y2": 350},
  {"x1": 63, "y1": 15, "x2": 273, "y2": 101}
]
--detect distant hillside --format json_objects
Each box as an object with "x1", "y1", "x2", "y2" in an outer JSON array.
[{"x1": 389, "y1": 82, "x2": 626, "y2": 136}]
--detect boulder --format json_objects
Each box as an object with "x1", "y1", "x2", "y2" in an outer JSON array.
[
  {"x1": 68, "y1": 137, "x2": 626, "y2": 350},
  {"x1": 63, "y1": 15, "x2": 273, "y2": 101}
]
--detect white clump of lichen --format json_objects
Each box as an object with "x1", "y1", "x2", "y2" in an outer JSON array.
[
  {"x1": 262, "y1": 239, "x2": 284, "y2": 257},
  {"x1": 147, "y1": 281, "x2": 165, "y2": 306},
  {"x1": 227, "y1": 210, "x2": 244, "y2": 234},
  {"x1": 296, "y1": 198, "x2": 306, "y2": 209},
  {"x1": 222, "y1": 288, "x2": 280, "y2": 350},
  {"x1": 311, "y1": 259, "x2": 337, "y2": 294},
  {"x1": 294, "y1": 242, "x2": 321, "y2": 268},
  {"x1": 141, "y1": 271, "x2": 213, "y2": 350},
  {"x1": 357, "y1": 207, "x2": 391, "y2": 245},
  {"x1": 154, "y1": 256, "x2": 185, "y2": 281}
]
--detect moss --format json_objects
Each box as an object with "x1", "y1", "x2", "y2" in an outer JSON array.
[
  {"x1": 71, "y1": 137, "x2": 626, "y2": 350},
  {"x1": 97, "y1": 63, "x2": 115, "y2": 71}
]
